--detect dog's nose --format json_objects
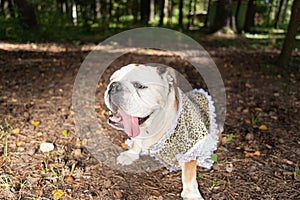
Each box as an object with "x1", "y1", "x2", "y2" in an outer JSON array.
[{"x1": 109, "y1": 81, "x2": 122, "y2": 94}]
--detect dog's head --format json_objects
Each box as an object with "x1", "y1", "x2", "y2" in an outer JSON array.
[{"x1": 104, "y1": 64, "x2": 177, "y2": 138}]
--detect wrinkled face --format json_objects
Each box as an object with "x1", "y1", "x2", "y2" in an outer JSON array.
[{"x1": 104, "y1": 64, "x2": 174, "y2": 138}]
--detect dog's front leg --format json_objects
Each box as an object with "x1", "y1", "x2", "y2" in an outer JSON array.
[
  {"x1": 117, "y1": 140, "x2": 141, "y2": 165},
  {"x1": 181, "y1": 160, "x2": 204, "y2": 200}
]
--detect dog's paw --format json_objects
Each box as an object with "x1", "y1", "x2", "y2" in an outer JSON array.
[
  {"x1": 117, "y1": 150, "x2": 139, "y2": 165},
  {"x1": 181, "y1": 189, "x2": 204, "y2": 200}
]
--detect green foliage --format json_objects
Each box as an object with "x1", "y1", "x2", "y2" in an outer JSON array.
[
  {"x1": 224, "y1": 133, "x2": 234, "y2": 143},
  {"x1": 211, "y1": 154, "x2": 218, "y2": 162},
  {"x1": 0, "y1": 0, "x2": 297, "y2": 43},
  {"x1": 251, "y1": 112, "x2": 260, "y2": 126},
  {"x1": 295, "y1": 162, "x2": 300, "y2": 181}
]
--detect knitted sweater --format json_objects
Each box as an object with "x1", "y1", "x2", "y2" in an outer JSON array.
[{"x1": 126, "y1": 89, "x2": 219, "y2": 172}]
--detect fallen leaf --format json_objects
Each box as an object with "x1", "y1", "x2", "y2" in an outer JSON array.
[
  {"x1": 17, "y1": 141, "x2": 26, "y2": 147},
  {"x1": 121, "y1": 143, "x2": 129, "y2": 149},
  {"x1": 70, "y1": 110, "x2": 75, "y2": 116},
  {"x1": 31, "y1": 120, "x2": 40, "y2": 126},
  {"x1": 242, "y1": 108, "x2": 249, "y2": 113},
  {"x1": 245, "y1": 83, "x2": 253, "y2": 88},
  {"x1": 245, "y1": 151, "x2": 261, "y2": 157},
  {"x1": 62, "y1": 130, "x2": 68, "y2": 137},
  {"x1": 36, "y1": 132, "x2": 43, "y2": 137},
  {"x1": 224, "y1": 133, "x2": 234, "y2": 143},
  {"x1": 35, "y1": 189, "x2": 43, "y2": 196},
  {"x1": 259, "y1": 125, "x2": 268, "y2": 131},
  {"x1": 11, "y1": 128, "x2": 20, "y2": 134},
  {"x1": 226, "y1": 162, "x2": 234, "y2": 173},
  {"x1": 52, "y1": 189, "x2": 64, "y2": 200},
  {"x1": 66, "y1": 176, "x2": 75, "y2": 183},
  {"x1": 244, "y1": 152, "x2": 252, "y2": 157},
  {"x1": 11, "y1": 98, "x2": 18, "y2": 102},
  {"x1": 245, "y1": 119, "x2": 251, "y2": 124},
  {"x1": 255, "y1": 108, "x2": 263, "y2": 112},
  {"x1": 211, "y1": 154, "x2": 218, "y2": 162}
]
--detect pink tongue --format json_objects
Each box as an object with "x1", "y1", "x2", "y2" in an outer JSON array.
[{"x1": 118, "y1": 109, "x2": 140, "y2": 138}]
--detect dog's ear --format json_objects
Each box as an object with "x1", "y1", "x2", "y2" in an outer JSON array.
[
  {"x1": 156, "y1": 66, "x2": 177, "y2": 86},
  {"x1": 156, "y1": 66, "x2": 179, "y2": 105}
]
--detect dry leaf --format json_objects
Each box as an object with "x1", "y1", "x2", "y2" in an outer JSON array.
[
  {"x1": 35, "y1": 189, "x2": 43, "y2": 196},
  {"x1": 11, "y1": 128, "x2": 20, "y2": 134},
  {"x1": 121, "y1": 143, "x2": 129, "y2": 149},
  {"x1": 17, "y1": 141, "x2": 25, "y2": 147},
  {"x1": 255, "y1": 108, "x2": 263, "y2": 112},
  {"x1": 31, "y1": 120, "x2": 40, "y2": 126},
  {"x1": 245, "y1": 151, "x2": 261, "y2": 157},
  {"x1": 259, "y1": 125, "x2": 268, "y2": 131},
  {"x1": 245, "y1": 83, "x2": 253, "y2": 88},
  {"x1": 66, "y1": 176, "x2": 75, "y2": 183},
  {"x1": 70, "y1": 110, "x2": 75, "y2": 116},
  {"x1": 62, "y1": 130, "x2": 68, "y2": 137},
  {"x1": 52, "y1": 189, "x2": 64, "y2": 200},
  {"x1": 242, "y1": 108, "x2": 249, "y2": 113},
  {"x1": 36, "y1": 132, "x2": 43, "y2": 137}
]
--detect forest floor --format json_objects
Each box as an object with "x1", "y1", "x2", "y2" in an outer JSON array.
[{"x1": 0, "y1": 36, "x2": 300, "y2": 200}]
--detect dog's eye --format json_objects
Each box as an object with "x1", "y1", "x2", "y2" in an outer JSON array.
[{"x1": 133, "y1": 82, "x2": 147, "y2": 89}]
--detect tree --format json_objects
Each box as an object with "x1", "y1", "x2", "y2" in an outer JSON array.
[
  {"x1": 274, "y1": 0, "x2": 284, "y2": 29},
  {"x1": 150, "y1": 0, "x2": 155, "y2": 22},
  {"x1": 159, "y1": 0, "x2": 165, "y2": 26},
  {"x1": 210, "y1": 0, "x2": 233, "y2": 32},
  {"x1": 281, "y1": 0, "x2": 289, "y2": 24},
  {"x1": 14, "y1": 0, "x2": 38, "y2": 30},
  {"x1": 278, "y1": 0, "x2": 300, "y2": 67},
  {"x1": 140, "y1": 0, "x2": 150, "y2": 24},
  {"x1": 178, "y1": 0, "x2": 183, "y2": 28},
  {"x1": 244, "y1": 0, "x2": 256, "y2": 32},
  {"x1": 204, "y1": 0, "x2": 212, "y2": 27}
]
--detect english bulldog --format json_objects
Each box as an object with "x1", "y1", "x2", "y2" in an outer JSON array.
[{"x1": 104, "y1": 64, "x2": 219, "y2": 200}]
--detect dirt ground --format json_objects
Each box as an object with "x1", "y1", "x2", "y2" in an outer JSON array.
[{"x1": 0, "y1": 37, "x2": 299, "y2": 200}]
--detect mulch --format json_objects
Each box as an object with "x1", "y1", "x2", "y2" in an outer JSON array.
[{"x1": 0, "y1": 39, "x2": 299, "y2": 199}]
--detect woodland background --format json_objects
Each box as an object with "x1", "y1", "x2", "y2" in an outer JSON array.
[{"x1": 0, "y1": 0, "x2": 299, "y2": 199}]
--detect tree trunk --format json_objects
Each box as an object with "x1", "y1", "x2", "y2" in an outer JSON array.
[
  {"x1": 281, "y1": 0, "x2": 289, "y2": 24},
  {"x1": 192, "y1": 0, "x2": 197, "y2": 25},
  {"x1": 164, "y1": 0, "x2": 169, "y2": 19},
  {"x1": 159, "y1": 0, "x2": 165, "y2": 26},
  {"x1": 0, "y1": 0, "x2": 5, "y2": 17},
  {"x1": 211, "y1": 0, "x2": 232, "y2": 32},
  {"x1": 235, "y1": 0, "x2": 242, "y2": 33},
  {"x1": 140, "y1": 0, "x2": 150, "y2": 24},
  {"x1": 278, "y1": 0, "x2": 300, "y2": 67},
  {"x1": 187, "y1": 0, "x2": 193, "y2": 28},
  {"x1": 150, "y1": 0, "x2": 155, "y2": 22},
  {"x1": 178, "y1": 0, "x2": 183, "y2": 28},
  {"x1": 204, "y1": 0, "x2": 211, "y2": 27},
  {"x1": 95, "y1": 0, "x2": 101, "y2": 19},
  {"x1": 100, "y1": 0, "x2": 108, "y2": 30},
  {"x1": 14, "y1": 0, "x2": 38, "y2": 30},
  {"x1": 132, "y1": 0, "x2": 139, "y2": 23},
  {"x1": 274, "y1": 0, "x2": 284, "y2": 29},
  {"x1": 244, "y1": 0, "x2": 256, "y2": 32},
  {"x1": 266, "y1": 0, "x2": 274, "y2": 26},
  {"x1": 168, "y1": 0, "x2": 173, "y2": 25}
]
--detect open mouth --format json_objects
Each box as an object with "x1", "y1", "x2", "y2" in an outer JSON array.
[
  {"x1": 107, "y1": 103, "x2": 151, "y2": 138},
  {"x1": 108, "y1": 112, "x2": 151, "y2": 127}
]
